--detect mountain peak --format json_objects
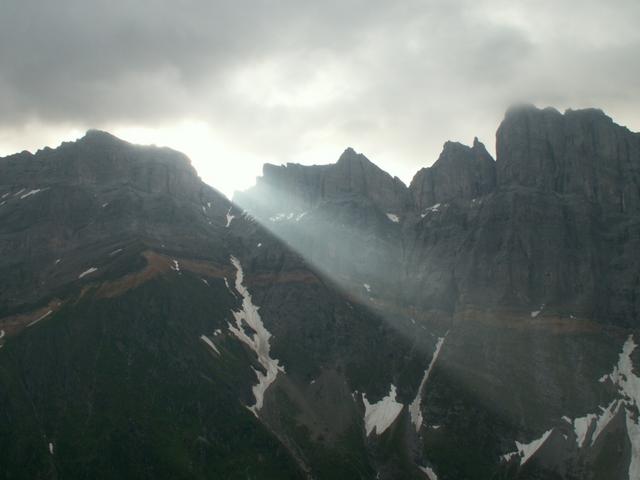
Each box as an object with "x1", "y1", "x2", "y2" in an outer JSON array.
[{"x1": 410, "y1": 138, "x2": 496, "y2": 209}]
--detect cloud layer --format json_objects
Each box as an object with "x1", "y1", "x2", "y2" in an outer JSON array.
[{"x1": 1, "y1": 0, "x2": 639, "y2": 196}]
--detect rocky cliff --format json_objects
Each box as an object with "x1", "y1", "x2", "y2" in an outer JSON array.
[
  {"x1": 1, "y1": 106, "x2": 639, "y2": 480},
  {"x1": 236, "y1": 105, "x2": 640, "y2": 479}
]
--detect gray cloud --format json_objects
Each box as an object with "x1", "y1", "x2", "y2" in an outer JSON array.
[{"x1": 1, "y1": 0, "x2": 639, "y2": 193}]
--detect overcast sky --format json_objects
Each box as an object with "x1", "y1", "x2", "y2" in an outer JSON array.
[{"x1": 1, "y1": 0, "x2": 639, "y2": 198}]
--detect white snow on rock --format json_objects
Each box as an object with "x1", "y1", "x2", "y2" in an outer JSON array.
[
  {"x1": 227, "y1": 256, "x2": 284, "y2": 415},
  {"x1": 269, "y1": 212, "x2": 299, "y2": 222},
  {"x1": 257, "y1": 243, "x2": 262, "y2": 248},
  {"x1": 363, "y1": 283, "x2": 371, "y2": 293},
  {"x1": 409, "y1": 335, "x2": 447, "y2": 431},
  {"x1": 605, "y1": 335, "x2": 640, "y2": 405},
  {"x1": 590, "y1": 399, "x2": 622, "y2": 445},
  {"x1": 362, "y1": 384, "x2": 404, "y2": 436},
  {"x1": 1, "y1": 192, "x2": 9, "y2": 199},
  {"x1": 200, "y1": 334, "x2": 221, "y2": 356},
  {"x1": 171, "y1": 260, "x2": 180, "y2": 272},
  {"x1": 0, "y1": 329, "x2": 4, "y2": 339},
  {"x1": 421, "y1": 203, "x2": 441, "y2": 218},
  {"x1": 530, "y1": 304, "x2": 545, "y2": 318},
  {"x1": 28, "y1": 310, "x2": 52, "y2": 327},
  {"x1": 55, "y1": 258, "x2": 61, "y2": 264},
  {"x1": 573, "y1": 413, "x2": 597, "y2": 447},
  {"x1": 386, "y1": 213, "x2": 400, "y2": 223},
  {"x1": 78, "y1": 267, "x2": 98, "y2": 279},
  {"x1": 510, "y1": 429, "x2": 553, "y2": 466},
  {"x1": 501, "y1": 451, "x2": 518, "y2": 462},
  {"x1": 419, "y1": 465, "x2": 438, "y2": 480},
  {"x1": 20, "y1": 188, "x2": 45, "y2": 199},
  {"x1": 109, "y1": 249, "x2": 123, "y2": 256},
  {"x1": 102, "y1": 202, "x2": 109, "y2": 208},
  {"x1": 13, "y1": 188, "x2": 25, "y2": 197},
  {"x1": 225, "y1": 207, "x2": 235, "y2": 228},
  {"x1": 48, "y1": 442, "x2": 54, "y2": 455},
  {"x1": 627, "y1": 410, "x2": 640, "y2": 480}
]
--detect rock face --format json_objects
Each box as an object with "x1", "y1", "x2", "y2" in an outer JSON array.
[
  {"x1": 497, "y1": 105, "x2": 640, "y2": 212},
  {"x1": 1, "y1": 106, "x2": 640, "y2": 480},
  {"x1": 0, "y1": 132, "x2": 442, "y2": 479},
  {"x1": 410, "y1": 137, "x2": 496, "y2": 210},
  {"x1": 236, "y1": 147, "x2": 412, "y2": 218},
  {"x1": 235, "y1": 106, "x2": 640, "y2": 479}
]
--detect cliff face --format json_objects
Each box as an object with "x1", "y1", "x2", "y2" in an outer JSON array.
[
  {"x1": 239, "y1": 106, "x2": 640, "y2": 328},
  {"x1": 233, "y1": 106, "x2": 640, "y2": 478},
  {"x1": 497, "y1": 105, "x2": 640, "y2": 212},
  {"x1": 2, "y1": 106, "x2": 640, "y2": 480},
  {"x1": 409, "y1": 137, "x2": 496, "y2": 210},
  {"x1": 0, "y1": 132, "x2": 443, "y2": 479}
]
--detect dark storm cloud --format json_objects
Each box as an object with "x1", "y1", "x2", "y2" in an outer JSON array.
[{"x1": 1, "y1": 0, "x2": 639, "y2": 190}]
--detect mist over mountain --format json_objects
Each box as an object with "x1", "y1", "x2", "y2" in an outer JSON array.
[{"x1": 1, "y1": 105, "x2": 640, "y2": 480}]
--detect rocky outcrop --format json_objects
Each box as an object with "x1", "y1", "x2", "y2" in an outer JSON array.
[
  {"x1": 235, "y1": 147, "x2": 412, "y2": 216},
  {"x1": 497, "y1": 105, "x2": 640, "y2": 213},
  {"x1": 409, "y1": 137, "x2": 496, "y2": 210}
]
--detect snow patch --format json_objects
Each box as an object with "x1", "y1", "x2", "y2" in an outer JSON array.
[
  {"x1": 257, "y1": 243, "x2": 262, "y2": 248},
  {"x1": 109, "y1": 248, "x2": 123, "y2": 256},
  {"x1": 200, "y1": 335, "x2": 221, "y2": 356},
  {"x1": 530, "y1": 304, "x2": 545, "y2": 318},
  {"x1": 362, "y1": 384, "x2": 404, "y2": 436},
  {"x1": 626, "y1": 409, "x2": 640, "y2": 480},
  {"x1": 510, "y1": 429, "x2": 553, "y2": 466},
  {"x1": 419, "y1": 465, "x2": 438, "y2": 480},
  {"x1": 386, "y1": 213, "x2": 400, "y2": 223},
  {"x1": 54, "y1": 258, "x2": 61, "y2": 264},
  {"x1": 20, "y1": 188, "x2": 45, "y2": 199},
  {"x1": 0, "y1": 329, "x2": 4, "y2": 339},
  {"x1": 28, "y1": 310, "x2": 52, "y2": 327},
  {"x1": 228, "y1": 256, "x2": 284, "y2": 415},
  {"x1": 591, "y1": 399, "x2": 622, "y2": 445},
  {"x1": 171, "y1": 260, "x2": 180, "y2": 272},
  {"x1": 269, "y1": 212, "x2": 298, "y2": 222},
  {"x1": 363, "y1": 283, "x2": 371, "y2": 293},
  {"x1": 78, "y1": 267, "x2": 98, "y2": 279},
  {"x1": 421, "y1": 203, "x2": 441, "y2": 218},
  {"x1": 102, "y1": 202, "x2": 109, "y2": 208},
  {"x1": 225, "y1": 207, "x2": 235, "y2": 227},
  {"x1": 573, "y1": 413, "x2": 597, "y2": 447},
  {"x1": 409, "y1": 335, "x2": 447, "y2": 431},
  {"x1": 48, "y1": 442, "x2": 54, "y2": 455}
]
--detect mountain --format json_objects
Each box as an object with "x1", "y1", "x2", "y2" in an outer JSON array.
[{"x1": 0, "y1": 105, "x2": 639, "y2": 479}]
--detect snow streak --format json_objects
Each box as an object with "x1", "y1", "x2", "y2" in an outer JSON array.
[
  {"x1": 409, "y1": 334, "x2": 447, "y2": 431},
  {"x1": 228, "y1": 256, "x2": 284, "y2": 415}
]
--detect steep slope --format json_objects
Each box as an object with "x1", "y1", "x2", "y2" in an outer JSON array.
[
  {"x1": 0, "y1": 133, "x2": 445, "y2": 479},
  {"x1": 237, "y1": 106, "x2": 640, "y2": 479}
]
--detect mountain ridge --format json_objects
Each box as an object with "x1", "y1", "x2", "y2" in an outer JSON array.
[{"x1": 0, "y1": 104, "x2": 639, "y2": 479}]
